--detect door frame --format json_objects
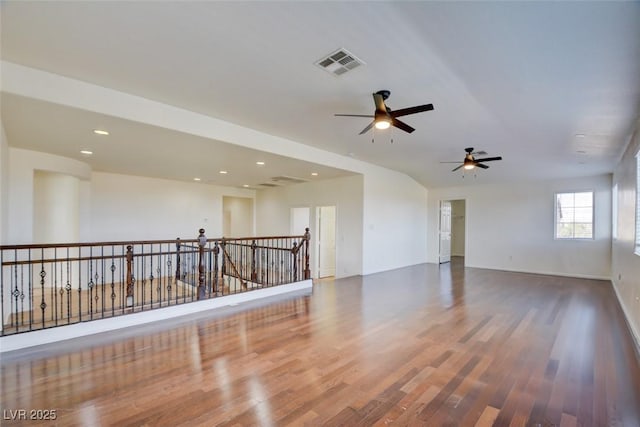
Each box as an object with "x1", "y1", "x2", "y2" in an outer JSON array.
[
  {"x1": 438, "y1": 198, "x2": 467, "y2": 264},
  {"x1": 438, "y1": 200, "x2": 452, "y2": 264},
  {"x1": 315, "y1": 205, "x2": 336, "y2": 278}
]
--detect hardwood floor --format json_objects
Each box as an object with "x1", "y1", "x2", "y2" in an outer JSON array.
[{"x1": 1, "y1": 258, "x2": 639, "y2": 426}]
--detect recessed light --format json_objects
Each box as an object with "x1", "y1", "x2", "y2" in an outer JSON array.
[
  {"x1": 93, "y1": 129, "x2": 109, "y2": 136},
  {"x1": 193, "y1": 178, "x2": 201, "y2": 181},
  {"x1": 243, "y1": 184, "x2": 250, "y2": 188},
  {"x1": 311, "y1": 172, "x2": 318, "y2": 176},
  {"x1": 219, "y1": 170, "x2": 228, "y2": 174},
  {"x1": 574, "y1": 134, "x2": 585, "y2": 138},
  {"x1": 80, "y1": 150, "x2": 93, "y2": 155},
  {"x1": 256, "y1": 161, "x2": 265, "y2": 166}
]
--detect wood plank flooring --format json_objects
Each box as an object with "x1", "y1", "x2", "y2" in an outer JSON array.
[{"x1": 1, "y1": 258, "x2": 639, "y2": 426}]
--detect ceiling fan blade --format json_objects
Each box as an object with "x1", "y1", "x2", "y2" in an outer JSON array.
[
  {"x1": 452, "y1": 164, "x2": 464, "y2": 172},
  {"x1": 475, "y1": 163, "x2": 489, "y2": 169},
  {"x1": 391, "y1": 117, "x2": 415, "y2": 133},
  {"x1": 373, "y1": 93, "x2": 387, "y2": 112},
  {"x1": 390, "y1": 104, "x2": 434, "y2": 118},
  {"x1": 334, "y1": 114, "x2": 375, "y2": 118},
  {"x1": 475, "y1": 156, "x2": 502, "y2": 162},
  {"x1": 359, "y1": 121, "x2": 375, "y2": 135}
]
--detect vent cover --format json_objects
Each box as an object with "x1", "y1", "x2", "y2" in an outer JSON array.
[
  {"x1": 271, "y1": 176, "x2": 308, "y2": 184},
  {"x1": 259, "y1": 183, "x2": 280, "y2": 188},
  {"x1": 315, "y1": 48, "x2": 364, "y2": 76}
]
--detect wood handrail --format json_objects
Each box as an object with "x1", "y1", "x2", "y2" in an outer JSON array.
[
  {"x1": 1, "y1": 249, "x2": 200, "y2": 267},
  {"x1": 0, "y1": 235, "x2": 306, "y2": 251}
]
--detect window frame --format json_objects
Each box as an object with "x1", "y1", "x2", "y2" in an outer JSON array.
[
  {"x1": 612, "y1": 183, "x2": 618, "y2": 241},
  {"x1": 554, "y1": 190, "x2": 595, "y2": 241}
]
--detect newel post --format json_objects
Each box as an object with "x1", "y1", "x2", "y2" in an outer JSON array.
[
  {"x1": 197, "y1": 228, "x2": 207, "y2": 300},
  {"x1": 126, "y1": 245, "x2": 134, "y2": 307},
  {"x1": 303, "y1": 227, "x2": 311, "y2": 280}
]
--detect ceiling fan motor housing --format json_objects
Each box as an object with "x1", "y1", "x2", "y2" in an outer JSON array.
[{"x1": 375, "y1": 90, "x2": 391, "y2": 101}]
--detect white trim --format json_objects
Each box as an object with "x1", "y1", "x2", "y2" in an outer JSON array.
[
  {"x1": 461, "y1": 264, "x2": 611, "y2": 281},
  {"x1": 554, "y1": 190, "x2": 595, "y2": 240},
  {"x1": 611, "y1": 280, "x2": 640, "y2": 359},
  {"x1": 635, "y1": 150, "x2": 640, "y2": 256},
  {"x1": 0, "y1": 280, "x2": 312, "y2": 353}
]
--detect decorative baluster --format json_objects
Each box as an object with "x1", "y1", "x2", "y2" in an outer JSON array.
[
  {"x1": 197, "y1": 229, "x2": 207, "y2": 300},
  {"x1": 292, "y1": 242, "x2": 298, "y2": 282},
  {"x1": 221, "y1": 237, "x2": 226, "y2": 279},
  {"x1": 251, "y1": 240, "x2": 257, "y2": 283},
  {"x1": 175, "y1": 238, "x2": 181, "y2": 286},
  {"x1": 213, "y1": 241, "x2": 220, "y2": 295},
  {"x1": 40, "y1": 248, "x2": 47, "y2": 329},
  {"x1": 304, "y1": 228, "x2": 311, "y2": 280},
  {"x1": 126, "y1": 245, "x2": 134, "y2": 307}
]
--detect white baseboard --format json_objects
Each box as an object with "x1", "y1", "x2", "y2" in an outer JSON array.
[
  {"x1": 463, "y1": 264, "x2": 611, "y2": 281},
  {"x1": 0, "y1": 280, "x2": 312, "y2": 353},
  {"x1": 610, "y1": 280, "x2": 640, "y2": 359}
]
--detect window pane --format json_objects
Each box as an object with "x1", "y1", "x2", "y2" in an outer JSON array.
[
  {"x1": 574, "y1": 223, "x2": 593, "y2": 239},
  {"x1": 557, "y1": 223, "x2": 574, "y2": 238},
  {"x1": 574, "y1": 192, "x2": 593, "y2": 207},
  {"x1": 555, "y1": 191, "x2": 594, "y2": 239},
  {"x1": 574, "y1": 207, "x2": 592, "y2": 223}
]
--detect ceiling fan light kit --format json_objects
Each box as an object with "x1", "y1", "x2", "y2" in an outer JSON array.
[
  {"x1": 335, "y1": 90, "x2": 434, "y2": 136},
  {"x1": 443, "y1": 147, "x2": 503, "y2": 173}
]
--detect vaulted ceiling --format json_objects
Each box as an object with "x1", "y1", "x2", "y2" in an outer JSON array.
[{"x1": 2, "y1": 1, "x2": 639, "y2": 188}]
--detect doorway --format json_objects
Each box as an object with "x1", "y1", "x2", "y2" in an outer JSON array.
[
  {"x1": 315, "y1": 205, "x2": 336, "y2": 278},
  {"x1": 439, "y1": 199, "x2": 466, "y2": 264}
]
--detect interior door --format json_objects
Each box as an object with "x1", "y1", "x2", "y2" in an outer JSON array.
[
  {"x1": 317, "y1": 206, "x2": 336, "y2": 278},
  {"x1": 439, "y1": 200, "x2": 452, "y2": 264}
]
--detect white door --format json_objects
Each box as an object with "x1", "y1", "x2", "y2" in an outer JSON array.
[
  {"x1": 316, "y1": 206, "x2": 336, "y2": 278},
  {"x1": 439, "y1": 201, "x2": 452, "y2": 264}
]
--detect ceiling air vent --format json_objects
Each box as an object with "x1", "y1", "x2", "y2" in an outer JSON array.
[
  {"x1": 271, "y1": 176, "x2": 308, "y2": 184},
  {"x1": 315, "y1": 48, "x2": 364, "y2": 76},
  {"x1": 258, "y1": 183, "x2": 280, "y2": 188}
]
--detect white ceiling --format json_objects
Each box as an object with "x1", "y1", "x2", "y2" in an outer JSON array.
[{"x1": 2, "y1": 1, "x2": 639, "y2": 188}]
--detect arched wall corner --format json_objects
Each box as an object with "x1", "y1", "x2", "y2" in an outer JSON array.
[{"x1": 7, "y1": 148, "x2": 92, "y2": 244}]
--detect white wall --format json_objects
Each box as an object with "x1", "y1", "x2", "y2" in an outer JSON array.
[
  {"x1": 451, "y1": 199, "x2": 466, "y2": 257},
  {"x1": 428, "y1": 174, "x2": 612, "y2": 279},
  {"x1": 222, "y1": 196, "x2": 254, "y2": 238},
  {"x1": 7, "y1": 148, "x2": 91, "y2": 244},
  {"x1": 0, "y1": 122, "x2": 8, "y2": 244},
  {"x1": 33, "y1": 170, "x2": 80, "y2": 243},
  {"x1": 362, "y1": 170, "x2": 429, "y2": 275},
  {"x1": 612, "y1": 121, "x2": 640, "y2": 348},
  {"x1": 255, "y1": 175, "x2": 364, "y2": 279},
  {"x1": 89, "y1": 172, "x2": 255, "y2": 241}
]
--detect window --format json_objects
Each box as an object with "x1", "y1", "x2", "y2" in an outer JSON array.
[
  {"x1": 612, "y1": 183, "x2": 618, "y2": 240},
  {"x1": 635, "y1": 151, "x2": 640, "y2": 255},
  {"x1": 555, "y1": 191, "x2": 594, "y2": 239}
]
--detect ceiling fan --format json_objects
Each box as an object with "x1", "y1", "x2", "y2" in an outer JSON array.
[
  {"x1": 335, "y1": 90, "x2": 434, "y2": 135},
  {"x1": 441, "y1": 147, "x2": 503, "y2": 171}
]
